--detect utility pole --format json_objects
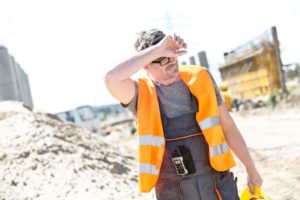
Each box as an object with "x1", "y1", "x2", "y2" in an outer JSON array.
[{"x1": 272, "y1": 26, "x2": 287, "y2": 94}]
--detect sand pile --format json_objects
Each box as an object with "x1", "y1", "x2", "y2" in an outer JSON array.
[{"x1": 0, "y1": 101, "x2": 144, "y2": 200}]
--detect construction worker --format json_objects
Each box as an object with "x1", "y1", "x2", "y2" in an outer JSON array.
[{"x1": 104, "y1": 29, "x2": 263, "y2": 200}]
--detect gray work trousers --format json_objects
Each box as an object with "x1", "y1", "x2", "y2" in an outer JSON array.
[{"x1": 155, "y1": 135, "x2": 239, "y2": 200}]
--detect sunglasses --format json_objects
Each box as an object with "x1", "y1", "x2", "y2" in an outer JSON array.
[{"x1": 151, "y1": 57, "x2": 171, "y2": 67}]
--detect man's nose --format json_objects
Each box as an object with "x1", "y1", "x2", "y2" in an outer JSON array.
[{"x1": 169, "y1": 57, "x2": 177, "y2": 63}]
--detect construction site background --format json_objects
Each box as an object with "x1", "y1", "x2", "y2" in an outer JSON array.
[{"x1": 1, "y1": 26, "x2": 300, "y2": 200}]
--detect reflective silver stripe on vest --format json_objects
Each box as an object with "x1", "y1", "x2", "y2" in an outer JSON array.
[
  {"x1": 138, "y1": 135, "x2": 165, "y2": 147},
  {"x1": 139, "y1": 163, "x2": 159, "y2": 175},
  {"x1": 210, "y1": 142, "x2": 230, "y2": 156},
  {"x1": 199, "y1": 116, "x2": 220, "y2": 130}
]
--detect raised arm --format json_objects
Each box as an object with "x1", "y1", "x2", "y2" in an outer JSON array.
[
  {"x1": 219, "y1": 104, "x2": 263, "y2": 193},
  {"x1": 104, "y1": 35, "x2": 187, "y2": 104}
]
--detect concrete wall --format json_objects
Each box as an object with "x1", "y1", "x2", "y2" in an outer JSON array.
[
  {"x1": 198, "y1": 51, "x2": 209, "y2": 70},
  {"x1": 0, "y1": 46, "x2": 33, "y2": 107}
]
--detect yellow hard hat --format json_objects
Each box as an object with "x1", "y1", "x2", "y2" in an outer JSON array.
[{"x1": 240, "y1": 185, "x2": 270, "y2": 200}]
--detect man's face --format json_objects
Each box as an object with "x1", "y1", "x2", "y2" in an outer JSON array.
[{"x1": 148, "y1": 57, "x2": 179, "y2": 80}]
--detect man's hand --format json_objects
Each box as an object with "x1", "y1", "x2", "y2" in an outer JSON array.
[
  {"x1": 155, "y1": 34, "x2": 187, "y2": 58},
  {"x1": 247, "y1": 169, "x2": 263, "y2": 194}
]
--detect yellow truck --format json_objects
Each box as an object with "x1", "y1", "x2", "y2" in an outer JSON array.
[{"x1": 219, "y1": 26, "x2": 287, "y2": 110}]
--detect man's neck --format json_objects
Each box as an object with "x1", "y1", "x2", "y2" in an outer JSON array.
[{"x1": 150, "y1": 74, "x2": 181, "y2": 85}]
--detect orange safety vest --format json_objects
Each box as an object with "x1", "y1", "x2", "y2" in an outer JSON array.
[{"x1": 136, "y1": 65, "x2": 236, "y2": 192}]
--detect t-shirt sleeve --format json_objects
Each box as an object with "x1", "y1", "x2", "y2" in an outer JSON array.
[
  {"x1": 206, "y1": 70, "x2": 224, "y2": 106},
  {"x1": 120, "y1": 81, "x2": 138, "y2": 116}
]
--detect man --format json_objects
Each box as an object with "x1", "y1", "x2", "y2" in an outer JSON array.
[{"x1": 104, "y1": 29, "x2": 262, "y2": 200}]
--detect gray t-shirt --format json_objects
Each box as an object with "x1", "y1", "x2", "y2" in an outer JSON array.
[{"x1": 123, "y1": 70, "x2": 224, "y2": 117}]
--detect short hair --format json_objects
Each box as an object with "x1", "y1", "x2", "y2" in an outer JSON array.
[{"x1": 134, "y1": 29, "x2": 166, "y2": 52}]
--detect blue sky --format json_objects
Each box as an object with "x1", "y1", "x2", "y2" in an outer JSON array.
[{"x1": 0, "y1": 0, "x2": 299, "y2": 113}]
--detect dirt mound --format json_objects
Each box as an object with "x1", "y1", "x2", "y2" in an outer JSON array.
[{"x1": 0, "y1": 101, "x2": 142, "y2": 200}]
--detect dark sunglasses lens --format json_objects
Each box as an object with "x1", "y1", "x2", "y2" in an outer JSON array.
[
  {"x1": 152, "y1": 57, "x2": 165, "y2": 64},
  {"x1": 152, "y1": 58, "x2": 162, "y2": 63}
]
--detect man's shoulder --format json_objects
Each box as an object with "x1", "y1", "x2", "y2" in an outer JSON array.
[
  {"x1": 136, "y1": 76, "x2": 155, "y2": 89},
  {"x1": 179, "y1": 65, "x2": 207, "y2": 73},
  {"x1": 179, "y1": 65, "x2": 210, "y2": 79}
]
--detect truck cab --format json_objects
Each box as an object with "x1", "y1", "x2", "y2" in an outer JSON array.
[{"x1": 56, "y1": 105, "x2": 100, "y2": 133}]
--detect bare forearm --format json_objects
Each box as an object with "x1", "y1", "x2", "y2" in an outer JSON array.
[
  {"x1": 219, "y1": 105, "x2": 257, "y2": 172},
  {"x1": 104, "y1": 45, "x2": 161, "y2": 104},
  {"x1": 106, "y1": 45, "x2": 159, "y2": 81}
]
